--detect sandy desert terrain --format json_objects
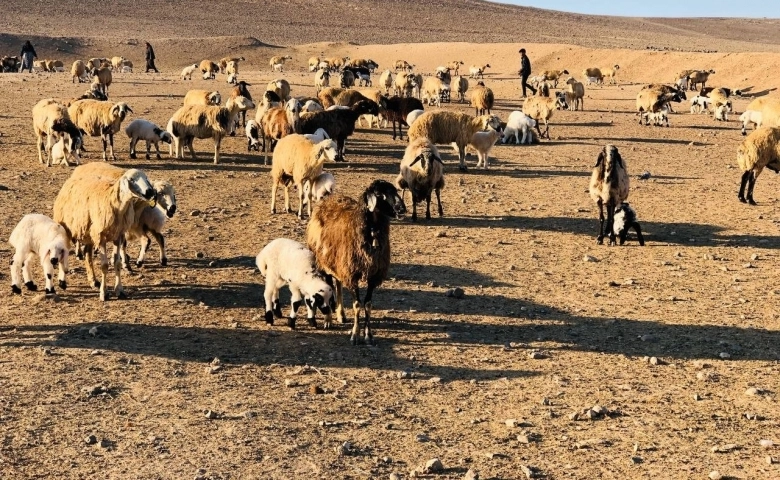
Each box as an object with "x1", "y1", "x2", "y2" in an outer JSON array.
[{"x1": 0, "y1": 1, "x2": 779, "y2": 479}]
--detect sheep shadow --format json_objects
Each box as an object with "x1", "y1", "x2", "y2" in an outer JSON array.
[
  {"x1": 390, "y1": 263, "x2": 512, "y2": 287},
  {"x1": 133, "y1": 281, "x2": 259, "y2": 309},
  {"x1": 737, "y1": 87, "x2": 777, "y2": 98},
  {"x1": 113, "y1": 158, "x2": 266, "y2": 172},
  {"x1": 566, "y1": 136, "x2": 711, "y2": 146},
  {"x1": 686, "y1": 125, "x2": 738, "y2": 131}
]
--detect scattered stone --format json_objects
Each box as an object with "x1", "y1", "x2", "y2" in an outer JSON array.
[
  {"x1": 649, "y1": 356, "x2": 664, "y2": 365},
  {"x1": 99, "y1": 438, "x2": 112, "y2": 449},
  {"x1": 207, "y1": 365, "x2": 222, "y2": 374},
  {"x1": 90, "y1": 350, "x2": 101, "y2": 356},
  {"x1": 505, "y1": 419, "x2": 518, "y2": 428},
  {"x1": 309, "y1": 384, "x2": 324, "y2": 394},
  {"x1": 390, "y1": 474, "x2": 402, "y2": 480},
  {"x1": 84, "y1": 434, "x2": 97, "y2": 445},
  {"x1": 190, "y1": 209, "x2": 201, "y2": 217},
  {"x1": 397, "y1": 371, "x2": 410, "y2": 379},
  {"x1": 751, "y1": 254, "x2": 759, "y2": 261},
  {"x1": 745, "y1": 387, "x2": 762, "y2": 396},
  {"x1": 284, "y1": 379, "x2": 296, "y2": 387},
  {"x1": 204, "y1": 410, "x2": 217, "y2": 419},
  {"x1": 760, "y1": 439, "x2": 774, "y2": 448},
  {"x1": 196, "y1": 252, "x2": 205, "y2": 259},
  {"x1": 445, "y1": 287, "x2": 465, "y2": 299},
  {"x1": 88, "y1": 326, "x2": 99, "y2": 336},
  {"x1": 428, "y1": 376, "x2": 442, "y2": 384},
  {"x1": 82, "y1": 384, "x2": 108, "y2": 397},
  {"x1": 528, "y1": 351, "x2": 547, "y2": 359},
  {"x1": 336, "y1": 441, "x2": 352, "y2": 456},
  {"x1": 719, "y1": 352, "x2": 731, "y2": 359},
  {"x1": 693, "y1": 393, "x2": 701, "y2": 401},
  {"x1": 381, "y1": 456, "x2": 392, "y2": 464},
  {"x1": 708, "y1": 471, "x2": 722, "y2": 480},
  {"x1": 768, "y1": 456, "x2": 776, "y2": 465},
  {"x1": 630, "y1": 456, "x2": 643, "y2": 464},
  {"x1": 583, "y1": 255, "x2": 598, "y2": 263},
  {"x1": 416, "y1": 433, "x2": 429, "y2": 442},
  {"x1": 423, "y1": 458, "x2": 444, "y2": 474},
  {"x1": 638, "y1": 171, "x2": 651, "y2": 180},
  {"x1": 568, "y1": 412, "x2": 580, "y2": 421},
  {"x1": 463, "y1": 468, "x2": 479, "y2": 480},
  {"x1": 710, "y1": 443, "x2": 739, "y2": 453},
  {"x1": 640, "y1": 334, "x2": 657, "y2": 342},
  {"x1": 520, "y1": 465, "x2": 541, "y2": 479},
  {"x1": 243, "y1": 411, "x2": 256, "y2": 419},
  {"x1": 435, "y1": 230, "x2": 447, "y2": 238}
]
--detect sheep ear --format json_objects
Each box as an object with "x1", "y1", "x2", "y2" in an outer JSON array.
[
  {"x1": 409, "y1": 154, "x2": 423, "y2": 167},
  {"x1": 432, "y1": 155, "x2": 444, "y2": 165},
  {"x1": 366, "y1": 193, "x2": 377, "y2": 212},
  {"x1": 125, "y1": 105, "x2": 133, "y2": 114},
  {"x1": 594, "y1": 151, "x2": 604, "y2": 168}
]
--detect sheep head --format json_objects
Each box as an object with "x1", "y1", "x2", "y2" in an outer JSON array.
[
  {"x1": 352, "y1": 100, "x2": 379, "y2": 116},
  {"x1": 208, "y1": 92, "x2": 222, "y2": 105},
  {"x1": 409, "y1": 147, "x2": 443, "y2": 174},
  {"x1": 315, "y1": 139, "x2": 338, "y2": 163},
  {"x1": 363, "y1": 180, "x2": 406, "y2": 219},
  {"x1": 304, "y1": 284, "x2": 335, "y2": 315},
  {"x1": 153, "y1": 180, "x2": 177, "y2": 218},
  {"x1": 594, "y1": 145, "x2": 624, "y2": 178},
  {"x1": 111, "y1": 102, "x2": 133, "y2": 121},
  {"x1": 45, "y1": 238, "x2": 69, "y2": 267},
  {"x1": 479, "y1": 114, "x2": 502, "y2": 132},
  {"x1": 120, "y1": 169, "x2": 156, "y2": 206}
]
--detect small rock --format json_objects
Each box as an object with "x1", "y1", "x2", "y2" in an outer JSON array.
[
  {"x1": 397, "y1": 371, "x2": 410, "y2": 379},
  {"x1": 711, "y1": 443, "x2": 739, "y2": 453},
  {"x1": 745, "y1": 387, "x2": 761, "y2": 396},
  {"x1": 464, "y1": 468, "x2": 479, "y2": 480},
  {"x1": 505, "y1": 419, "x2": 518, "y2": 428},
  {"x1": 751, "y1": 253, "x2": 759, "y2": 261},
  {"x1": 528, "y1": 351, "x2": 547, "y2": 359},
  {"x1": 640, "y1": 334, "x2": 657, "y2": 342},
  {"x1": 708, "y1": 471, "x2": 722, "y2": 480},
  {"x1": 568, "y1": 412, "x2": 579, "y2": 421},
  {"x1": 390, "y1": 474, "x2": 402, "y2": 480},
  {"x1": 429, "y1": 377, "x2": 442, "y2": 384},
  {"x1": 309, "y1": 384, "x2": 324, "y2": 394},
  {"x1": 416, "y1": 433, "x2": 429, "y2": 442},
  {"x1": 204, "y1": 410, "x2": 217, "y2": 419},
  {"x1": 381, "y1": 456, "x2": 392, "y2": 464},
  {"x1": 649, "y1": 356, "x2": 663, "y2": 365},
  {"x1": 90, "y1": 350, "x2": 101, "y2": 356},
  {"x1": 88, "y1": 326, "x2": 99, "y2": 336},
  {"x1": 435, "y1": 230, "x2": 447, "y2": 238},
  {"x1": 423, "y1": 458, "x2": 444, "y2": 474},
  {"x1": 207, "y1": 365, "x2": 222, "y2": 374},
  {"x1": 638, "y1": 171, "x2": 651, "y2": 180},
  {"x1": 196, "y1": 252, "x2": 205, "y2": 259},
  {"x1": 760, "y1": 439, "x2": 773, "y2": 448},
  {"x1": 243, "y1": 411, "x2": 256, "y2": 419},
  {"x1": 190, "y1": 209, "x2": 201, "y2": 216},
  {"x1": 583, "y1": 255, "x2": 598, "y2": 263},
  {"x1": 284, "y1": 379, "x2": 296, "y2": 387},
  {"x1": 445, "y1": 287, "x2": 465, "y2": 299},
  {"x1": 84, "y1": 434, "x2": 97, "y2": 445},
  {"x1": 99, "y1": 438, "x2": 112, "y2": 449},
  {"x1": 693, "y1": 393, "x2": 701, "y2": 401},
  {"x1": 336, "y1": 441, "x2": 352, "y2": 456},
  {"x1": 768, "y1": 456, "x2": 776, "y2": 465},
  {"x1": 520, "y1": 465, "x2": 540, "y2": 479},
  {"x1": 630, "y1": 456, "x2": 643, "y2": 464}
]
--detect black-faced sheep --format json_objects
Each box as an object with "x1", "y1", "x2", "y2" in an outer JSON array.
[
  {"x1": 314, "y1": 68, "x2": 330, "y2": 93},
  {"x1": 68, "y1": 100, "x2": 133, "y2": 162},
  {"x1": 396, "y1": 138, "x2": 444, "y2": 221},
  {"x1": 299, "y1": 100, "x2": 380, "y2": 161},
  {"x1": 306, "y1": 180, "x2": 406, "y2": 344},
  {"x1": 9, "y1": 214, "x2": 70, "y2": 295},
  {"x1": 125, "y1": 119, "x2": 173, "y2": 160},
  {"x1": 256, "y1": 238, "x2": 335, "y2": 329},
  {"x1": 32, "y1": 98, "x2": 84, "y2": 167},
  {"x1": 589, "y1": 144, "x2": 630, "y2": 245},
  {"x1": 737, "y1": 126, "x2": 780, "y2": 205},
  {"x1": 229, "y1": 80, "x2": 254, "y2": 129}
]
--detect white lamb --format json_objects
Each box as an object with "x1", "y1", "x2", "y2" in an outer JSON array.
[
  {"x1": 405, "y1": 109, "x2": 425, "y2": 127},
  {"x1": 50, "y1": 136, "x2": 80, "y2": 166},
  {"x1": 469, "y1": 128, "x2": 504, "y2": 168},
  {"x1": 255, "y1": 238, "x2": 335, "y2": 329},
  {"x1": 302, "y1": 172, "x2": 335, "y2": 205},
  {"x1": 714, "y1": 101, "x2": 732, "y2": 121},
  {"x1": 643, "y1": 105, "x2": 670, "y2": 127},
  {"x1": 301, "y1": 100, "x2": 324, "y2": 113},
  {"x1": 690, "y1": 95, "x2": 710, "y2": 114},
  {"x1": 502, "y1": 110, "x2": 537, "y2": 145},
  {"x1": 740, "y1": 110, "x2": 762, "y2": 135},
  {"x1": 9, "y1": 214, "x2": 70, "y2": 295},
  {"x1": 586, "y1": 76, "x2": 602, "y2": 86},
  {"x1": 181, "y1": 64, "x2": 198, "y2": 81},
  {"x1": 303, "y1": 128, "x2": 330, "y2": 143},
  {"x1": 246, "y1": 119, "x2": 261, "y2": 151},
  {"x1": 125, "y1": 119, "x2": 173, "y2": 160}
]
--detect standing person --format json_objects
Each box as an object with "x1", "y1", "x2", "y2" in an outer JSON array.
[
  {"x1": 20, "y1": 40, "x2": 37, "y2": 73},
  {"x1": 518, "y1": 48, "x2": 536, "y2": 98},
  {"x1": 145, "y1": 42, "x2": 159, "y2": 73}
]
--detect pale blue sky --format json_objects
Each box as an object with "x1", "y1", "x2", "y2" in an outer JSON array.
[{"x1": 494, "y1": 0, "x2": 780, "y2": 18}]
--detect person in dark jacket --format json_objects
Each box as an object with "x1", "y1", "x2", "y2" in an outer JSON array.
[
  {"x1": 517, "y1": 48, "x2": 536, "y2": 98},
  {"x1": 20, "y1": 41, "x2": 37, "y2": 73},
  {"x1": 145, "y1": 42, "x2": 159, "y2": 73}
]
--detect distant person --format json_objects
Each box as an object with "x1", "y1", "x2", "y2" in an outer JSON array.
[
  {"x1": 20, "y1": 40, "x2": 37, "y2": 73},
  {"x1": 518, "y1": 48, "x2": 536, "y2": 98},
  {"x1": 145, "y1": 42, "x2": 159, "y2": 73}
]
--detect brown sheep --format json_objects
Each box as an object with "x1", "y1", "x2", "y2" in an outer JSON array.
[
  {"x1": 200, "y1": 60, "x2": 219, "y2": 79},
  {"x1": 318, "y1": 87, "x2": 369, "y2": 108},
  {"x1": 470, "y1": 81, "x2": 494, "y2": 116},
  {"x1": 589, "y1": 144, "x2": 630, "y2": 245}
]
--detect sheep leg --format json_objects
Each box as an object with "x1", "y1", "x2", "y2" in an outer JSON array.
[
  {"x1": 151, "y1": 231, "x2": 166, "y2": 266},
  {"x1": 186, "y1": 137, "x2": 196, "y2": 161},
  {"x1": 153, "y1": 141, "x2": 162, "y2": 160},
  {"x1": 606, "y1": 201, "x2": 618, "y2": 246},
  {"x1": 120, "y1": 237, "x2": 133, "y2": 272},
  {"x1": 83, "y1": 245, "x2": 99, "y2": 288},
  {"x1": 335, "y1": 280, "x2": 346, "y2": 324},
  {"x1": 129, "y1": 137, "x2": 138, "y2": 159},
  {"x1": 350, "y1": 287, "x2": 363, "y2": 346},
  {"x1": 145, "y1": 140, "x2": 152, "y2": 160},
  {"x1": 425, "y1": 192, "x2": 432, "y2": 220},
  {"x1": 97, "y1": 246, "x2": 109, "y2": 300},
  {"x1": 10, "y1": 249, "x2": 25, "y2": 294},
  {"x1": 362, "y1": 282, "x2": 378, "y2": 345},
  {"x1": 40, "y1": 254, "x2": 56, "y2": 295},
  {"x1": 36, "y1": 133, "x2": 45, "y2": 164},
  {"x1": 458, "y1": 144, "x2": 467, "y2": 172},
  {"x1": 112, "y1": 241, "x2": 126, "y2": 299},
  {"x1": 435, "y1": 187, "x2": 444, "y2": 217},
  {"x1": 746, "y1": 171, "x2": 759, "y2": 206},
  {"x1": 286, "y1": 288, "x2": 304, "y2": 330},
  {"x1": 411, "y1": 191, "x2": 419, "y2": 222},
  {"x1": 297, "y1": 181, "x2": 305, "y2": 219},
  {"x1": 305, "y1": 180, "x2": 313, "y2": 218},
  {"x1": 283, "y1": 185, "x2": 291, "y2": 214},
  {"x1": 213, "y1": 136, "x2": 222, "y2": 164},
  {"x1": 58, "y1": 252, "x2": 68, "y2": 290},
  {"x1": 262, "y1": 283, "x2": 277, "y2": 325},
  {"x1": 596, "y1": 200, "x2": 606, "y2": 244},
  {"x1": 271, "y1": 181, "x2": 278, "y2": 214},
  {"x1": 738, "y1": 170, "x2": 751, "y2": 203},
  {"x1": 337, "y1": 138, "x2": 346, "y2": 161},
  {"x1": 21, "y1": 252, "x2": 37, "y2": 291},
  {"x1": 632, "y1": 222, "x2": 646, "y2": 246}
]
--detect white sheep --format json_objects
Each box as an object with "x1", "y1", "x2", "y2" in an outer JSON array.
[
  {"x1": 395, "y1": 137, "x2": 444, "y2": 221},
  {"x1": 612, "y1": 202, "x2": 645, "y2": 246},
  {"x1": 302, "y1": 172, "x2": 336, "y2": 206},
  {"x1": 270, "y1": 135, "x2": 339, "y2": 218},
  {"x1": 9, "y1": 214, "x2": 70, "y2": 295},
  {"x1": 303, "y1": 127, "x2": 330, "y2": 143},
  {"x1": 121, "y1": 180, "x2": 177, "y2": 269},
  {"x1": 740, "y1": 110, "x2": 762, "y2": 135},
  {"x1": 468, "y1": 128, "x2": 504, "y2": 169},
  {"x1": 714, "y1": 101, "x2": 732, "y2": 121},
  {"x1": 405, "y1": 109, "x2": 425, "y2": 127},
  {"x1": 49, "y1": 136, "x2": 81, "y2": 167},
  {"x1": 255, "y1": 238, "x2": 335, "y2": 329},
  {"x1": 301, "y1": 100, "x2": 323, "y2": 113},
  {"x1": 125, "y1": 119, "x2": 173, "y2": 160},
  {"x1": 502, "y1": 111, "x2": 537, "y2": 145},
  {"x1": 690, "y1": 95, "x2": 710, "y2": 114},
  {"x1": 246, "y1": 119, "x2": 261, "y2": 151}
]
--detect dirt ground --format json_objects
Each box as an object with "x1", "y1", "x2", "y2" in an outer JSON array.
[{"x1": 0, "y1": 15, "x2": 779, "y2": 480}]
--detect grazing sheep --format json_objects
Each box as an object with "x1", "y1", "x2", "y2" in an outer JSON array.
[
  {"x1": 688, "y1": 69, "x2": 715, "y2": 90},
  {"x1": 53, "y1": 163, "x2": 157, "y2": 300},
  {"x1": 469, "y1": 64, "x2": 490, "y2": 79},
  {"x1": 407, "y1": 111, "x2": 502, "y2": 171},
  {"x1": 90, "y1": 66, "x2": 112, "y2": 96},
  {"x1": 270, "y1": 135, "x2": 339, "y2": 218},
  {"x1": 394, "y1": 60, "x2": 413, "y2": 72},
  {"x1": 200, "y1": 60, "x2": 219, "y2": 79},
  {"x1": 644, "y1": 83, "x2": 687, "y2": 113},
  {"x1": 379, "y1": 69, "x2": 393, "y2": 95},
  {"x1": 582, "y1": 67, "x2": 603, "y2": 84},
  {"x1": 125, "y1": 119, "x2": 173, "y2": 160},
  {"x1": 32, "y1": 98, "x2": 84, "y2": 167},
  {"x1": 71, "y1": 60, "x2": 88, "y2": 83},
  {"x1": 184, "y1": 89, "x2": 221, "y2": 106},
  {"x1": 455, "y1": 76, "x2": 469, "y2": 103},
  {"x1": 119, "y1": 59, "x2": 133, "y2": 73},
  {"x1": 740, "y1": 110, "x2": 762, "y2": 135},
  {"x1": 355, "y1": 89, "x2": 384, "y2": 128},
  {"x1": 121, "y1": 179, "x2": 177, "y2": 269},
  {"x1": 338, "y1": 70, "x2": 356, "y2": 88},
  {"x1": 470, "y1": 81, "x2": 494, "y2": 116},
  {"x1": 246, "y1": 119, "x2": 261, "y2": 151},
  {"x1": 170, "y1": 95, "x2": 255, "y2": 164},
  {"x1": 261, "y1": 98, "x2": 302, "y2": 165},
  {"x1": 564, "y1": 77, "x2": 585, "y2": 111},
  {"x1": 636, "y1": 86, "x2": 684, "y2": 124},
  {"x1": 502, "y1": 111, "x2": 537, "y2": 145},
  {"x1": 468, "y1": 128, "x2": 503, "y2": 169},
  {"x1": 690, "y1": 95, "x2": 711, "y2": 114},
  {"x1": 327, "y1": 56, "x2": 349, "y2": 71},
  {"x1": 396, "y1": 137, "x2": 444, "y2": 221},
  {"x1": 737, "y1": 126, "x2": 780, "y2": 205},
  {"x1": 541, "y1": 69, "x2": 569, "y2": 88},
  {"x1": 270, "y1": 55, "x2": 292, "y2": 72},
  {"x1": 393, "y1": 72, "x2": 418, "y2": 98},
  {"x1": 267, "y1": 78, "x2": 291, "y2": 101},
  {"x1": 317, "y1": 87, "x2": 368, "y2": 108},
  {"x1": 9, "y1": 214, "x2": 70, "y2": 295},
  {"x1": 308, "y1": 56, "x2": 320, "y2": 72},
  {"x1": 306, "y1": 180, "x2": 406, "y2": 343},
  {"x1": 255, "y1": 238, "x2": 334, "y2": 329},
  {"x1": 523, "y1": 86, "x2": 562, "y2": 139},
  {"x1": 314, "y1": 68, "x2": 330, "y2": 93},
  {"x1": 300, "y1": 100, "x2": 379, "y2": 161},
  {"x1": 68, "y1": 100, "x2": 133, "y2": 161},
  {"x1": 49, "y1": 136, "x2": 79, "y2": 167},
  {"x1": 218, "y1": 56, "x2": 244, "y2": 74},
  {"x1": 612, "y1": 202, "x2": 645, "y2": 246},
  {"x1": 379, "y1": 95, "x2": 424, "y2": 141},
  {"x1": 86, "y1": 57, "x2": 108, "y2": 70},
  {"x1": 421, "y1": 76, "x2": 447, "y2": 107},
  {"x1": 302, "y1": 172, "x2": 335, "y2": 206},
  {"x1": 589, "y1": 144, "x2": 629, "y2": 245}
]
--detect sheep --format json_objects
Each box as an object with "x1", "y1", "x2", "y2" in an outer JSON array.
[
  {"x1": 528, "y1": 74, "x2": 548, "y2": 89},
  {"x1": 170, "y1": 95, "x2": 255, "y2": 164},
  {"x1": 300, "y1": 100, "x2": 379, "y2": 161},
  {"x1": 378, "y1": 95, "x2": 424, "y2": 141},
  {"x1": 267, "y1": 78, "x2": 291, "y2": 101},
  {"x1": 50, "y1": 136, "x2": 79, "y2": 166},
  {"x1": 90, "y1": 66, "x2": 112, "y2": 96},
  {"x1": 643, "y1": 83, "x2": 687, "y2": 113},
  {"x1": 228, "y1": 80, "x2": 254, "y2": 130},
  {"x1": 541, "y1": 69, "x2": 569, "y2": 88},
  {"x1": 394, "y1": 60, "x2": 413, "y2": 72},
  {"x1": 636, "y1": 87, "x2": 684, "y2": 124},
  {"x1": 673, "y1": 69, "x2": 696, "y2": 90},
  {"x1": 345, "y1": 66, "x2": 372, "y2": 87},
  {"x1": 303, "y1": 128, "x2": 330, "y2": 143},
  {"x1": 523, "y1": 87, "x2": 561, "y2": 140},
  {"x1": 714, "y1": 101, "x2": 732, "y2": 121},
  {"x1": 469, "y1": 81, "x2": 494, "y2": 116},
  {"x1": 317, "y1": 87, "x2": 367, "y2": 108},
  {"x1": 446, "y1": 60, "x2": 464, "y2": 76},
  {"x1": 338, "y1": 70, "x2": 356, "y2": 88},
  {"x1": 745, "y1": 97, "x2": 780, "y2": 130},
  {"x1": 121, "y1": 179, "x2": 177, "y2": 269},
  {"x1": 602, "y1": 65, "x2": 620, "y2": 85},
  {"x1": 71, "y1": 60, "x2": 88, "y2": 83},
  {"x1": 87, "y1": 57, "x2": 108, "y2": 70},
  {"x1": 502, "y1": 111, "x2": 537, "y2": 145},
  {"x1": 421, "y1": 76, "x2": 447, "y2": 107},
  {"x1": 454, "y1": 76, "x2": 469, "y2": 103},
  {"x1": 582, "y1": 67, "x2": 603, "y2": 84},
  {"x1": 393, "y1": 72, "x2": 418, "y2": 98},
  {"x1": 111, "y1": 56, "x2": 125, "y2": 70},
  {"x1": 737, "y1": 126, "x2": 780, "y2": 205},
  {"x1": 119, "y1": 59, "x2": 133, "y2": 73},
  {"x1": 218, "y1": 56, "x2": 244, "y2": 74},
  {"x1": 688, "y1": 69, "x2": 715, "y2": 90},
  {"x1": 9, "y1": 214, "x2": 70, "y2": 296},
  {"x1": 183, "y1": 90, "x2": 221, "y2": 106},
  {"x1": 355, "y1": 88, "x2": 384, "y2": 128},
  {"x1": 612, "y1": 202, "x2": 645, "y2": 246},
  {"x1": 740, "y1": 110, "x2": 762, "y2": 135},
  {"x1": 68, "y1": 100, "x2": 133, "y2": 162},
  {"x1": 642, "y1": 104, "x2": 670, "y2": 127},
  {"x1": 225, "y1": 60, "x2": 240, "y2": 80},
  {"x1": 270, "y1": 135, "x2": 339, "y2": 218},
  {"x1": 1, "y1": 56, "x2": 21, "y2": 72},
  {"x1": 269, "y1": 55, "x2": 292, "y2": 72},
  {"x1": 32, "y1": 98, "x2": 84, "y2": 167},
  {"x1": 690, "y1": 95, "x2": 711, "y2": 114},
  {"x1": 564, "y1": 77, "x2": 585, "y2": 111},
  {"x1": 378, "y1": 69, "x2": 394, "y2": 95},
  {"x1": 314, "y1": 68, "x2": 330, "y2": 93},
  {"x1": 589, "y1": 144, "x2": 630, "y2": 245},
  {"x1": 125, "y1": 119, "x2": 173, "y2": 160},
  {"x1": 53, "y1": 163, "x2": 156, "y2": 300},
  {"x1": 306, "y1": 179, "x2": 406, "y2": 343},
  {"x1": 246, "y1": 119, "x2": 261, "y2": 151},
  {"x1": 405, "y1": 109, "x2": 425, "y2": 127},
  {"x1": 254, "y1": 90, "x2": 283, "y2": 129},
  {"x1": 301, "y1": 100, "x2": 323, "y2": 113},
  {"x1": 468, "y1": 128, "x2": 503, "y2": 169},
  {"x1": 255, "y1": 238, "x2": 335, "y2": 329},
  {"x1": 200, "y1": 60, "x2": 219, "y2": 79},
  {"x1": 261, "y1": 98, "x2": 302, "y2": 164},
  {"x1": 469, "y1": 64, "x2": 490, "y2": 79},
  {"x1": 396, "y1": 137, "x2": 444, "y2": 221},
  {"x1": 302, "y1": 172, "x2": 335, "y2": 206},
  {"x1": 308, "y1": 56, "x2": 320, "y2": 72},
  {"x1": 407, "y1": 111, "x2": 502, "y2": 171},
  {"x1": 327, "y1": 56, "x2": 349, "y2": 71}
]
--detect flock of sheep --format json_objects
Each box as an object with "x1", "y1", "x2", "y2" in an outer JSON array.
[{"x1": 8, "y1": 51, "x2": 780, "y2": 344}]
